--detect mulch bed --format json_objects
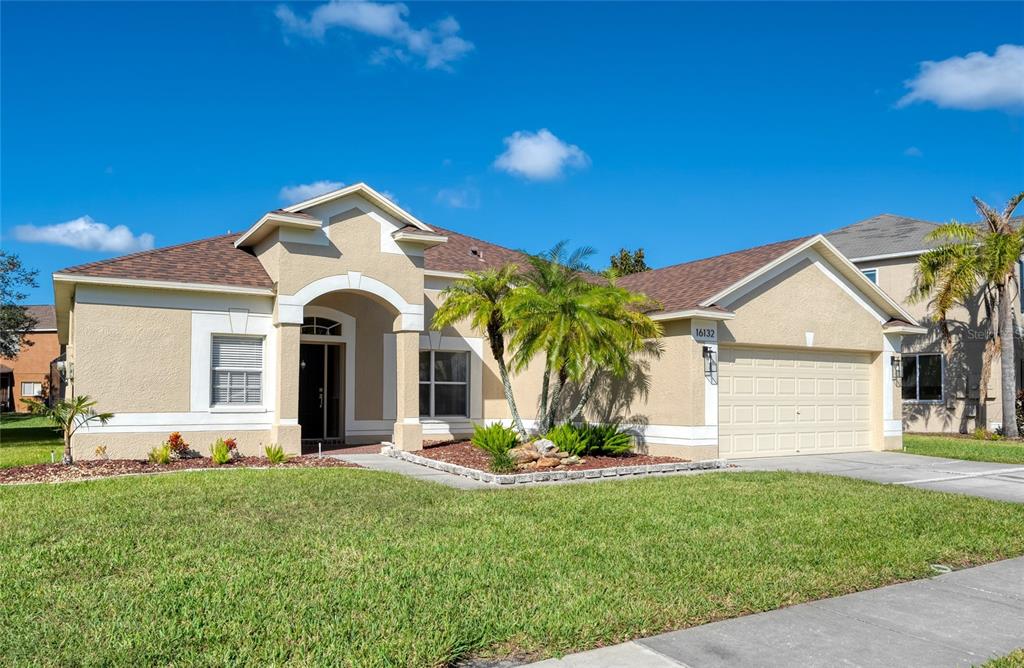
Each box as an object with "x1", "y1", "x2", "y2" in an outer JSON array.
[
  {"x1": 419, "y1": 440, "x2": 687, "y2": 473},
  {"x1": 0, "y1": 455, "x2": 358, "y2": 485}
]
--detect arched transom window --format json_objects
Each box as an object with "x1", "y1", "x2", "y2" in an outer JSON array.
[{"x1": 301, "y1": 316, "x2": 342, "y2": 336}]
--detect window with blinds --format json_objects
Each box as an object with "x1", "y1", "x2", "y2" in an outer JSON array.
[{"x1": 211, "y1": 335, "x2": 264, "y2": 405}]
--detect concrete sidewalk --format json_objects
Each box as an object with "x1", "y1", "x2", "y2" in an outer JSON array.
[
  {"x1": 528, "y1": 557, "x2": 1024, "y2": 667},
  {"x1": 329, "y1": 453, "x2": 493, "y2": 489}
]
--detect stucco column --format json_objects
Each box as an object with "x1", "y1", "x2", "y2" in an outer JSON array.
[
  {"x1": 272, "y1": 322, "x2": 302, "y2": 455},
  {"x1": 392, "y1": 329, "x2": 423, "y2": 451}
]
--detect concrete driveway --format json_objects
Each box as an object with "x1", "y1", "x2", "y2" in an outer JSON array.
[{"x1": 733, "y1": 451, "x2": 1024, "y2": 503}]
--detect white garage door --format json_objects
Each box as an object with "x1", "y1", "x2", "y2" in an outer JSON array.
[{"x1": 719, "y1": 346, "x2": 872, "y2": 458}]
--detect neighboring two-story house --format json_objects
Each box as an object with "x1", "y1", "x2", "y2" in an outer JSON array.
[
  {"x1": 827, "y1": 214, "x2": 1022, "y2": 434},
  {"x1": 0, "y1": 305, "x2": 61, "y2": 412}
]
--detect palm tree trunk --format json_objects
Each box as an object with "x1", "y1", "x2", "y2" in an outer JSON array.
[
  {"x1": 63, "y1": 432, "x2": 73, "y2": 465},
  {"x1": 998, "y1": 285, "x2": 1019, "y2": 437},
  {"x1": 566, "y1": 371, "x2": 600, "y2": 424},
  {"x1": 495, "y1": 354, "x2": 526, "y2": 436}
]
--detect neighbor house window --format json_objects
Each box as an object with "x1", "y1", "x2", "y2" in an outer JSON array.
[
  {"x1": 861, "y1": 269, "x2": 878, "y2": 284},
  {"x1": 902, "y1": 353, "x2": 942, "y2": 402},
  {"x1": 211, "y1": 335, "x2": 264, "y2": 405},
  {"x1": 419, "y1": 351, "x2": 469, "y2": 417},
  {"x1": 20, "y1": 381, "x2": 42, "y2": 397}
]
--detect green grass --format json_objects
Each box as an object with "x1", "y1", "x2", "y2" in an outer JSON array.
[
  {"x1": 0, "y1": 413, "x2": 62, "y2": 468},
  {"x1": 2, "y1": 470, "x2": 1023, "y2": 666},
  {"x1": 904, "y1": 434, "x2": 1024, "y2": 465},
  {"x1": 982, "y1": 649, "x2": 1024, "y2": 667}
]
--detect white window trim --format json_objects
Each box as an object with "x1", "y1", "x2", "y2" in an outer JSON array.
[
  {"x1": 211, "y1": 334, "x2": 265, "y2": 408},
  {"x1": 902, "y1": 352, "x2": 944, "y2": 404},
  {"x1": 419, "y1": 349, "x2": 471, "y2": 418},
  {"x1": 417, "y1": 334, "x2": 483, "y2": 420},
  {"x1": 20, "y1": 381, "x2": 42, "y2": 396},
  {"x1": 191, "y1": 310, "x2": 276, "y2": 414}
]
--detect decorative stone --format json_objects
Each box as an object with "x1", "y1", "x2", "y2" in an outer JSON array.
[
  {"x1": 533, "y1": 438, "x2": 557, "y2": 455},
  {"x1": 552, "y1": 450, "x2": 570, "y2": 459},
  {"x1": 584, "y1": 469, "x2": 602, "y2": 479},
  {"x1": 536, "y1": 456, "x2": 560, "y2": 469},
  {"x1": 563, "y1": 455, "x2": 581, "y2": 465},
  {"x1": 550, "y1": 471, "x2": 568, "y2": 481},
  {"x1": 567, "y1": 470, "x2": 585, "y2": 480}
]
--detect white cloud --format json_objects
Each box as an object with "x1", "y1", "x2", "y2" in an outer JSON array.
[
  {"x1": 279, "y1": 180, "x2": 345, "y2": 204},
  {"x1": 898, "y1": 44, "x2": 1024, "y2": 111},
  {"x1": 904, "y1": 146, "x2": 923, "y2": 157},
  {"x1": 436, "y1": 185, "x2": 480, "y2": 209},
  {"x1": 275, "y1": 1, "x2": 473, "y2": 70},
  {"x1": 11, "y1": 216, "x2": 154, "y2": 253},
  {"x1": 493, "y1": 129, "x2": 590, "y2": 181}
]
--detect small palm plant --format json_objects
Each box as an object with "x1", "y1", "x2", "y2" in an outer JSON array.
[{"x1": 23, "y1": 396, "x2": 114, "y2": 464}]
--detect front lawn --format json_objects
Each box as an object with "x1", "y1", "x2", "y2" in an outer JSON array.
[
  {"x1": 2, "y1": 470, "x2": 1023, "y2": 665},
  {"x1": 904, "y1": 433, "x2": 1024, "y2": 465},
  {"x1": 0, "y1": 413, "x2": 62, "y2": 468}
]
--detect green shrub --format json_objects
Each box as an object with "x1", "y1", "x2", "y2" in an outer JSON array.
[
  {"x1": 210, "y1": 439, "x2": 232, "y2": 465},
  {"x1": 471, "y1": 423, "x2": 519, "y2": 473},
  {"x1": 147, "y1": 444, "x2": 172, "y2": 465},
  {"x1": 265, "y1": 444, "x2": 289, "y2": 464},
  {"x1": 545, "y1": 422, "x2": 634, "y2": 456},
  {"x1": 545, "y1": 423, "x2": 587, "y2": 455}
]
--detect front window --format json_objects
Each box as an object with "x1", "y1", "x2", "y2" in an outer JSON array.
[
  {"x1": 20, "y1": 381, "x2": 42, "y2": 397},
  {"x1": 419, "y1": 350, "x2": 469, "y2": 417},
  {"x1": 902, "y1": 353, "x2": 942, "y2": 402},
  {"x1": 211, "y1": 335, "x2": 264, "y2": 405}
]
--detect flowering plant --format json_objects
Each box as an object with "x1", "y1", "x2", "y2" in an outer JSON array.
[
  {"x1": 165, "y1": 432, "x2": 190, "y2": 454},
  {"x1": 223, "y1": 437, "x2": 237, "y2": 451}
]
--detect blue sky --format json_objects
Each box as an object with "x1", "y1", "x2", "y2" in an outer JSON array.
[{"x1": 2, "y1": 1, "x2": 1023, "y2": 303}]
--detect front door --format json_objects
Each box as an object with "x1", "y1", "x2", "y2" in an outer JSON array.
[{"x1": 299, "y1": 343, "x2": 344, "y2": 442}]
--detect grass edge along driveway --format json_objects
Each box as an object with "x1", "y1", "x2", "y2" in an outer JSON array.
[
  {"x1": 904, "y1": 433, "x2": 1024, "y2": 465},
  {"x1": 2, "y1": 468, "x2": 1023, "y2": 666}
]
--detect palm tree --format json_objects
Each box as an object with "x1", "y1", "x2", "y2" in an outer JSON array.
[
  {"x1": 23, "y1": 395, "x2": 114, "y2": 464},
  {"x1": 431, "y1": 265, "x2": 527, "y2": 435},
  {"x1": 506, "y1": 243, "x2": 662, "y2": 432},
  {"x1": 911, "y1": 192, "x2": 1024, "y2": 437}
]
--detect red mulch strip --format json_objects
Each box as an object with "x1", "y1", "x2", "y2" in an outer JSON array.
[
  {"x1": 0, "y1": 455, "x2": 358, "y2": 485},
  {"x1": 419, "y1": 440, "x2": 687, "y2": 472}
]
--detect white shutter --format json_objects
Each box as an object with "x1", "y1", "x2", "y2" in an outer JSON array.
[{"x1": 211, "y1": 336, "x2": 263, "y2": 405}]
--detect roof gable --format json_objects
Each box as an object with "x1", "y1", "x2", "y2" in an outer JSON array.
[{"x1": 617, "y1": 237, "x2": 809, "y2": 313}]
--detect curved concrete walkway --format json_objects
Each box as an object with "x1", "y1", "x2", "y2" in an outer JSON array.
[{"x1": 529, "y1": 556, "x2": 1024, "y2": 667}]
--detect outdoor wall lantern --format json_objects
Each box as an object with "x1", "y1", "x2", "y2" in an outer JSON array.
[
  {"x1": 702, "y1": 345, "x2": 718, "y2": 384},
  {"x1": 890, "y1": 355, "x2": 902, "y2": 382}
]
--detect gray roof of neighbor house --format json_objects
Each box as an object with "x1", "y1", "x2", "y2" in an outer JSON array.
[
  {"x1": 825, "y1": 214, "x2": 942, "y2": 260},
  {"x1": 25, "y1": 305, "x2": 56, "y2": 330}
]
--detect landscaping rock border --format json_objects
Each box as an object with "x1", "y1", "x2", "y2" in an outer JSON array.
[{"x1": 381, "y1": 444, "x2": 727, "y2": 485}]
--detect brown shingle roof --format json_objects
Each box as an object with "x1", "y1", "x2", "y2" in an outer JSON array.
[
  {"x1": 424, "y1": 225, "x2": 530, "y2": 273},
  {"x1": 25, "y1": 305, "x2": 56, "y2": 330},
  {"x1": 54, "y1": 222, "x2": 810, "y2": 315},
  {"x1": 617, "y1": 237, "x2": 811, "y2": 312},
  {"x1": 58, "y1": 233, "x2": 274, "y2": 290}
]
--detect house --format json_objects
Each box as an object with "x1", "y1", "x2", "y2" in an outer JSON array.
[
  {"x1": 52, "y1": 183, "x2": 923, "y2": 461},
  {"x1": 827, "y1": 214, "x2": 1023, "y2": 434},
  {"x1": 0, "y1": 305, "x2": 61, "y2": 412}
]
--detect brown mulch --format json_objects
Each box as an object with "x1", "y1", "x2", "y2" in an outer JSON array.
[
  {"x1": 0, "y1": 455, "x2": 359, "y2": 485},
  {"x1": 419, "y1": 440, "x2": 687, "y2": 473}
]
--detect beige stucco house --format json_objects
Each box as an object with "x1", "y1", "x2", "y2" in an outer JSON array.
[
  {"x1": 53, "y1": 184, "x2": 924, "y2": 461},
  {"x1": 828, "y1": 214, "x2": 1023, "y2": 434}
]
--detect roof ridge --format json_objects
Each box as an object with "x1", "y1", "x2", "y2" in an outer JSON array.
[
  {"x1": 625, "y1": 235, "x2": 812, "y2": 277},
  {"x1": 58, "y1": 232, "x2": 241, "y2": 274}
]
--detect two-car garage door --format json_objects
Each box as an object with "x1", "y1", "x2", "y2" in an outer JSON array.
[{"x1": 719, "y1": 346, "x2": 872, "y2": 458}]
